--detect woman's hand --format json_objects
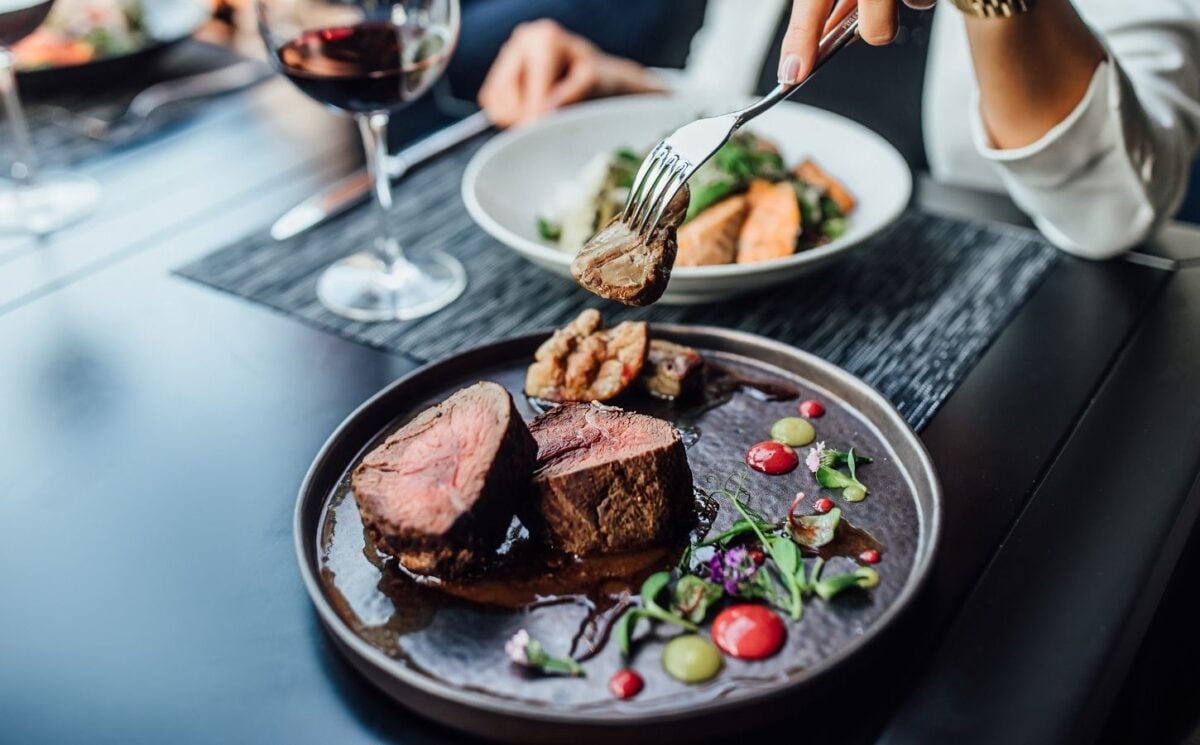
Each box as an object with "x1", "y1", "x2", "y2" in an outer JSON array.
[
  {"x1": 479, "y1": 20, "x2": 666, "y2": 128},
  {"x1": 777, "y1": 0, "x2": 936, "y2": 83}
]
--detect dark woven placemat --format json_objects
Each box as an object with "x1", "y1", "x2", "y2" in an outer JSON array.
[
  {"x1": 176, "y1": 137, "x2": 1058, "y2": 430},
  {"x1": 14, "y1": 41, "x2": 255, "y2": 168}
]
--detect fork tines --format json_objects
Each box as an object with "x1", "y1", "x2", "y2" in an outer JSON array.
[{"x1": 622, "y1": 143, "x2": 692, "y2": 238}]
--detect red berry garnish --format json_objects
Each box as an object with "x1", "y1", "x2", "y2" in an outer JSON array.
[
  {"x1": 799, "y1": 400, "x2": 826, "y2": 418},
  {"x1": 609, "y1": 668, "x2": 644, "y2": 699},
  {"x1": 814, "y1": 498, "x2": 835, "y2": 514},
  {"x1": 859, "y1": 549, "x2": 881, "y2": 564},
  {"x1": 749, "y1": 548, "x2": 767, "y2": 565},
  {"x1": 745, "y1": 441, "x2": 799, "y2": 475}
]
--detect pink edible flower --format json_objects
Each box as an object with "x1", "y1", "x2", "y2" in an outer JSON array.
[
  {"x1": 505, "y1": 629, "x2": 531, "y2": 666},
  {"x1": 806, "y1": 442, "x2": 826, "y2": 474}
]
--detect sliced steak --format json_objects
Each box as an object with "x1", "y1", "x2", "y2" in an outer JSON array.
[
  {"x1": 525, "y1": 309, "x2": 649, "y2": 402},
  {"x1": 351, "y1": 381, "x2": 536, "y2": 576},
  {"x1": 570, "y1": 184, "x2": 690, "y2": 306},
  {"x1": 526, "y1": 403, "x2": 693, "y2": 555},
  {"x1": 639, "y1": 339, "x2": 705, "y2": 400}
]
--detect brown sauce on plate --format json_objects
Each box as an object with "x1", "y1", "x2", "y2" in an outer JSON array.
[{"x1": 317, "y1": 354, "x2": 913, "y2": 713}]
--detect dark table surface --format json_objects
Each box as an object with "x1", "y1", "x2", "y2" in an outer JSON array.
[{"x1": 3, "y1": 78, "x2": 1200, "y2": 745}]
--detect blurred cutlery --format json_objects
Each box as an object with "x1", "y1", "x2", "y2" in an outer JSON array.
[{"x1": 49, "y1": 58, "x2": 273, "y2": 142}]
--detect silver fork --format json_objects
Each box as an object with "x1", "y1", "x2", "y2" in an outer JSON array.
[{"x1": 623, "y1": 8, "x2": 861, "y2": 237}]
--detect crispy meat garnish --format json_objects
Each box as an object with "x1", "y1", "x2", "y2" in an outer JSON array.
[{"x1": 525, "y1": 309, "x2": 649, "y2": 402}]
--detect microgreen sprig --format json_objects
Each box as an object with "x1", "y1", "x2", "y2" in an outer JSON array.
[
  {"x1": 813, "y1": 567, "x2": 880, "y2": 601},
  {"x1": 731, "y1": 494, "x2": 805, "y2": 621},
  {"x1": 615, "y1": 571, "x2": 699, "y2": 658},
  {"x1": 672, "y1": 574, "x2": 723, "y2": 625},
  {"x1": 505, "y1": 630, "x2": 583, "y2": 677},
  {"x1": 807, "y1": 443, "x2": 872, "y2": 501}
]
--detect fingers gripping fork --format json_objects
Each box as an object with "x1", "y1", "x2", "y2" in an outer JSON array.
[{"x1": 618, "y1": 8, "x2": 860, "y2": 241}]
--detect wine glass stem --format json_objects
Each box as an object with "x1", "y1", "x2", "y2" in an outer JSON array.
[
  {"x1": 0, "y1": 47, "x2": 39, "y2": 188},
  {"x1": 357, "y1": 112, "x2": 414, "y2": 277}
]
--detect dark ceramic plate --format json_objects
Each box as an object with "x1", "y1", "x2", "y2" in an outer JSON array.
[{"x1": 294, "y1": 326, "x2": 941, "y2": 743}]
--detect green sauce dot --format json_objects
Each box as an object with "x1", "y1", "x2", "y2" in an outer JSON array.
[
  {"x1": 770, "y1": 417, "x2": 815, "y2": 447},
  {"x1": 662, "y1": 635, "x2": 723, "y2": 684}
]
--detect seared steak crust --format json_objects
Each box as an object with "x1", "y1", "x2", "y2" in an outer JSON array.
[
  {"x1": 351, "y1": 381, "x2": 536, "y2": 575},
  {"x1": 526, "y1": 403, "x2": 693, "y2": 555}
]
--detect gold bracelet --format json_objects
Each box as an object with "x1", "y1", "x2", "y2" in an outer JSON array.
[{"x1": 951, "y1": 0, "x2": 1036, "y2": 17}]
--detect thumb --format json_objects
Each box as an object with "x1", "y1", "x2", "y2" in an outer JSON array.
[{"x1": 778, "y1": 0, "x2": 836, "y2": 84}]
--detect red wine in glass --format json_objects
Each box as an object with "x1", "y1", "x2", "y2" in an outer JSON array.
[
  {"x1": 275, "y1": 21, "x2": 452, "y2": 114},
  {"x1": 258, "y1": 0, "x2": 465, "y2": 322},
  {"x1": 0, "y1": 0, "x2": 52, "y2": 47}
]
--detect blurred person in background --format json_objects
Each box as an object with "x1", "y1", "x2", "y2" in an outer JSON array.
[
  {"x1": 476, "y1": 0, "x2": 1200, "y2": 259},
  {"x1": 402, "y1": 1, "x2": 700, "y2": 151},
  {"x1": 196, "y1": 1, "x2": 701, "y2": 148}
]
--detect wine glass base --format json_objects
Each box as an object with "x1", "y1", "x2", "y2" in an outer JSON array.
[
  {"x1": 317, "y1": 249, "x2": 467, "y2": 322},
  {"x1": 0, "y1": 173, "x2": 101, "y2": 235}
]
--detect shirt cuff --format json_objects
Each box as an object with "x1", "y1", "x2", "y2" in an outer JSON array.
[{"x1": 970, "y1": 59, "x2": 1119, "y2": 186}]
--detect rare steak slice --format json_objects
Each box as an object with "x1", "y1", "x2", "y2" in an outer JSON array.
[
  {"x1": 525, "y1": 403, "x2": 693, "y2": 555},
  {"x1": 351, "y1": 381, "x2": 536, "y2": 575},
  {"x1": 570, "y1": 184, "x2": 690, "y2": 306},
  {"x1": 525, "y1": 309, "x2": 649, "y2": 403}
]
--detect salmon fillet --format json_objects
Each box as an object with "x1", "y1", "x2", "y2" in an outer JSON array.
[
  {"x1": 794, "y1": 158, "x2": 856, "y2": 215},
  {"x1": 676, "y1": 195, "x2": 748, "y2": 267},
  {"x1": 736, "y1": 180, "x2": 801, "y2": 264}
]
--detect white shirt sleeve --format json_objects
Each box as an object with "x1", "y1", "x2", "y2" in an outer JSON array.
[
  {"x1": 652, "y1": 0, "x2": 789, "y2": 96},
  {"x1": 969, "y1": 2, "x2": 1200, "y2": 259}
]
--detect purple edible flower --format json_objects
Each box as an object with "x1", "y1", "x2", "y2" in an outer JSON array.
[{"x1": 702, "y1": 545, "x2": 759, "y2": 595}]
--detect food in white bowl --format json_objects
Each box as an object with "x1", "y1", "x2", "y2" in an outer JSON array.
[
  {"x1": 12, "y1": 0, "x2": 209, "y2": 70},
  {"x1": 538, "y1": 131, "x2": 856, "y2": 265},
  {"x1": 461, "y1": 95, "x2": 912, "y2": 304}
]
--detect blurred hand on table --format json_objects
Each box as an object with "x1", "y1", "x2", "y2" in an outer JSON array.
[{"x1": 477, "y1": 19, "x2": 665, "y2": 128}]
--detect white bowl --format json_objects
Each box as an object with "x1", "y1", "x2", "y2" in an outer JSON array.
[{"x1": 461, "y1": 94, "x2": 912, "y2": 305}]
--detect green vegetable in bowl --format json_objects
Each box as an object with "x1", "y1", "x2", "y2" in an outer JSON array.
[
  {"x1": 821, "y1": 217, "x2": 848, "y2": 241},
  {"x1": 684, "y1": 132, "x2": 788, "y2": 221},
  {"x1": 611, "y1": 147, "x2": 641, "y2": 189},
  {"x1": 536, "y1": 217, "x2": 562, "y2": 242},
  {"x1": 685, "y1": 179, "x2": 737, "y2": 221}
]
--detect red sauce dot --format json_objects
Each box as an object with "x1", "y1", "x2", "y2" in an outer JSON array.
[
  {"x1": 799, "y1": 400, "x2": 826, "y2": 418},
  {"x1": 859, "y1": 549, "x2": 881, "y2": 565},
  {"x1": 609, "y1": 668, "x2": 644, "y2": 699},
  {"x1": 712, "y1": 605, "x2": 787, "y2": 660},
  {"x1": 814, "y1": 498, "x2": 835, "y2": 514},
  {"x1": 745, "y1": 441, "x2": 799, "y2": 475}
]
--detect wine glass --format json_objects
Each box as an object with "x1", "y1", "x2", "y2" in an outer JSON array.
[
  {"x1": 257, "y1": 0, "x2": 467, "y2": 322},
  {"x1": 0, "y1": 0, "x2": 101, "y2": 235}
]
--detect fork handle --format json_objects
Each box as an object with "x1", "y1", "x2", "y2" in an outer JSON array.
[{"x1": 734, "y1": 7, "x2": 861, "y2": 126}]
